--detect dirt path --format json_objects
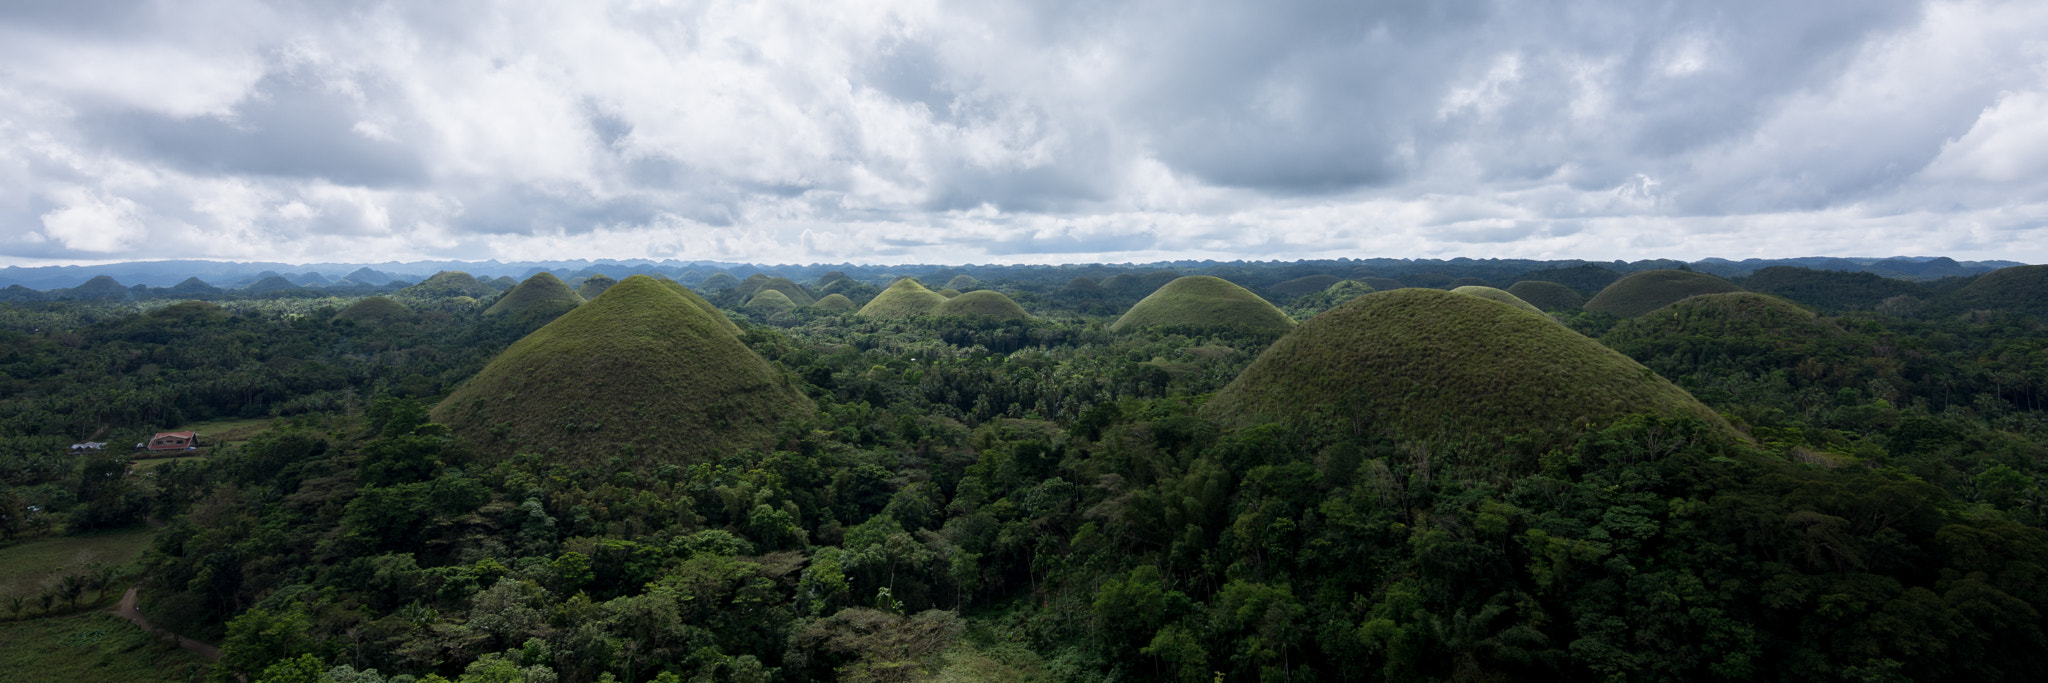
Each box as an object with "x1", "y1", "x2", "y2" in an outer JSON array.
[{"x1": 110, "y1": 586, "x2": 220, "y2": 660}]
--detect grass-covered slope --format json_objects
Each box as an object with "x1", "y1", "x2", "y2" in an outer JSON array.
[
  {"x1": 656, "y1": 280, "x2": 743, "y2": 336},
  {"x1": 1451, "y1": 285, "x2": 1544, "y2": 314},
  {"x1": 746, "y1": 289, "x2": 798, "y2": 313},
  {"x1": 1360, "y1": 276, "x2": 1406, "y2": 292},
  {"x1": 332, "y1": 296, "x2": 413, "y2": 324},
  {"x1": 433, "y1": 275, "x2": 812, "y2": 469},
  {"x1": 484, "y1": 273, "x2": 583, "y2": 317},
  {"x1": 1506, "y1": 280, "x2": 1584, "y2": 311},
  {"x1": 1204, "y1": 288, "x2": 1727, "y2": 442},
  {"x1": 1941, "y1": 265, "x2": 2048, "y2": 317},
  {"x1": 1607, "y1": 292, "x2": 1837, "y2": 344},
  {"x1": 858, "y1": 279, "x2": 948, "y2": 319},
  {"x1": 701, "y1": 272, "x2": 741, "y2": 290},
  {"x1": 933, "y1": 290, "x2": 1032, "y2": 320},
  {"x1": 1269, "y1": 275, "x2": 1343, "y2": 297},
  {"x1": 756, "y1": 277, "x2": 815, "y2": 306},
  {"x1": 576, "y1": 274, "x2": 618, "y2": 300},
  {"x1": 813, "y1": 293, "x2": 857, "y2": 312},
  {"x1": 945, "y1": 274, "x2": 977, "y2": 290},
  {"x1": 1111, "y1": 276, "x2": 1293, "y2": 333},
  {"x1": 1584, "y1": 269, "x2": 1742, "y2": 318},
  {"x1": 401, "y1": 271, "x2": 495, "y2": 300}
]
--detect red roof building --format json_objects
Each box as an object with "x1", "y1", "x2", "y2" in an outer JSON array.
[{"x1": 146, "y1": 431, "x2": 199, "y2": 452}]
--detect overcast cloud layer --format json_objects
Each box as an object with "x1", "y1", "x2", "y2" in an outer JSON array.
[{"x1": 4, "y1": 0, "x2": 2047, "y2": 266}]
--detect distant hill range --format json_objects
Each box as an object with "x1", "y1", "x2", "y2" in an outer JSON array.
[{"x1": 0, "y1": 255, "x2": 2027, "y2": 302}]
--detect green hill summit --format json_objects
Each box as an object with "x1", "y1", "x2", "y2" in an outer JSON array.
[
  {"x1": 1506, "y1": 281, "x2": 1584, "y2": 311},
  {"x1": 858, "y1": 278, "x2": 948, "y2": 319},
  {"x1": 934, "y1": 290, "x2": 1032, "y2": 320},
  {"x1": 401, "y1": 271, "x2": 495, "y2": 300},
  {"x1": 655, "y1": 280, "x2": 742, "y2": 336},
  {"x1": 1451, "y1": 285, "x2": 1544, "y2": 315},
  {"x1": 433, "y1": 275, "x2": 812, "y2": 470},
  {"x1": 1585, "y1": 269, "x2": 1742, "y2": 318},
  {"x1": 812, "y1": 293, "x2": 857, "y2": 312},
  {"x1": 485, "y1": 273, "x2": 583, "y2": 317},
  {"x1": 1203, "y1": 288, "x2": 1728, "y2": 444},
  {"x1": 576, "y1": 273, "x2": 618, "y2": 300},
  {"x1": 1942, "y1": 264, "x2": 2048, "y2": 318},
  {"x1": 745, "y1": 289, "x2": 799, "y2": 314},
  {"x1": 1111, "y1": 276, "x2": 1293, "y2": 333}
]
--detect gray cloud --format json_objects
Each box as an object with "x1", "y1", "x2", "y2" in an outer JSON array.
[{"x1": 2, "y1": 0, "x2": 2045, "y2": 265}]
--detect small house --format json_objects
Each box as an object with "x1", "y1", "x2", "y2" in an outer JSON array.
[{"x1": 146, "y1": 431, "x2": 200, "y2": 452}]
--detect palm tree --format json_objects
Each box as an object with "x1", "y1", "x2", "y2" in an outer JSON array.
[{"x1": 58, "y1": 574, "x2": 85, "y2": 611}]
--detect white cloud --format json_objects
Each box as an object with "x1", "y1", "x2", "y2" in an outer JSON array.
[{"x1": 2, "y1": 0, "x2": 2046, "y2": 266}]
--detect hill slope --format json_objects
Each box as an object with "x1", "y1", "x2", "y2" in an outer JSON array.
[
  {"x1": 1584, "y1": 270, "x2": 1742, "y2": 318},
  {"x1": 858, "y1": 279, "x2": 948, "y2": 319},
  {"x1": 1203, "y1": 288, "x2": 1727, "y2": 443},
  {"x1": 332, "y1": 296, "x2": 413, "y2": 325},
  {"x1": 1505, "y1": 281, "x2": 1584, "y2": 311},
  {"x1": 656, "y1": 280, "x2": 743, "y2": 336},
  {"x1": 1451, "y1": 285, "x2": 1543, "y2": 314},
  {"x1": 432, "y1": 275, "x2": 812, "y2": 469},
  {"x1": 484, "y1": 273, "x2": 583, "y2": 317},
  {"x1": 1111, "y1": 276, "x2": 1293, "y2": 333},
  {"x1": 934, "y1": 290, "x2": 1032, "y2": 320},
  {"x1": 1941, "y1": 265, "x2": 2048, "y2": 317},
  {"x1": 812, "y1": 293, "x2": 857, "y2": 312}
]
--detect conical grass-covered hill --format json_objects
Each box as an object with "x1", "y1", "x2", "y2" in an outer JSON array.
[
  {"x1": 1605, "y1": 292, "x2": 1839, "y2": 346},
  {"x1": 701, "y1": 272, "x2": 741, "y2": 290},
  {"x1": 813, "y1": 293, "x2": 857, "y2": 312},
  {"x1": 1111, "y1": 276, "x2": 1294, "y2": 333},
  {"x1": 944, "y1": 274, "x2": 978, "y2": 290},
  {"x1": 743, "y1": 277, "x2": 815, "y2": 306},
  {"x1": 1203, "y1": 288, "x2": 1729, "y2": 445},
  {"x1": 401, "y1": 271, "x2": 495, "y2": 300},
  {"x1": 333, "y1": 296, "x2": 414, "y2": 325},
  {"x1": 484, "y1": 273, "x2": 583, "y2": 317},
  {"x1": 934, "y1": 290, "x2": 1032, "y2": 320},
  {"x1": 1451, "y1": 285, "x2": 1544, "y2": 314},
  {"x1": 858, "y1": 279, "x2": 948, "y2": 319},
  {"x1": 1506, "y1": 280, "x2": 1584, "y2": 311},
  {"x1": 1940, "y1": 265, "x2": 2048, "y2": 318},
  {"x1": 432, "y1": 275, "x2": 813, "y2": 469},
  {"x1": 1584, "y1": 269, "x2": 1742, "y2": 318},
  {"x1": 655, "y1": 280, "x2": 743, "y2": 337},
  {"x1": 746, "y1": 289, "x2": 799, "y2": 314},
  {"x1": 577, "y1": 274, "x2": 618, "y2": 300}
]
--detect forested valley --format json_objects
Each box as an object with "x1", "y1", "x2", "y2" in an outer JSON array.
[{"x1": 3, "y1": 260, "x2": 2047, "y2": 682}]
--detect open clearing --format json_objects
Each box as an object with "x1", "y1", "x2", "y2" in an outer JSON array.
[
  {"x1": 0, "y1": 526, "x2": 157, "y2": 602},
  {"x1": 0, "y1": 612, "x2": 210, "y2": 682}
]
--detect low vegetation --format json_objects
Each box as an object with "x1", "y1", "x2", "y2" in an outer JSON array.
[
  {"x1": 1505, "y1": 280, "x2": 1583, "y2": 310},
  {"x1": 857, "y1": 279, "x2": 949, "y2": 319},
  {"x1": 1111, "y1": 276, "x2": 1294, "y2": 333},
  {"x1": 933, "y1": 290, "x2": 1032, "y2": 320},
  {"x1": 1450, "y1": 285, "x2": 1543, "y2": 314}
]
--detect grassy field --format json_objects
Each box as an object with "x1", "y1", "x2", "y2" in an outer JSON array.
[
  {"x1": 0, "y1": 612, "x2": 211, "y2": 682},
  {"x1": 0, "y1": 526, "x2": 156, "y2": 609}
]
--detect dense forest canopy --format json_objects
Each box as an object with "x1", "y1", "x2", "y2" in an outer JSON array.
[{"x1": 2, "y1": 259, "x2": 2046, "y2": 682}]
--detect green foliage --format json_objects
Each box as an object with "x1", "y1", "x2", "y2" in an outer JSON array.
[
  {"x1": 1205, "y1": 288, "x2": 1731, "y2": 446},
  {"x1": 744, "y1": 289, "x2": 798, "y2": 314},
  {"x1": 334, "y1": 297, "x2": 415, "y2": 325},
  {"x1": 858, "y1": 279, "x2": 948, "y2": 319},
  {"x1": 1585, "y1": 269, "x2": 1743, "y2": 318},
  {"x1": 1740, "y1": 266, "x2": 1926, "y2": 312},
  {"x1": 944, "y1": 275, "x2": 978, "y2": 291},
  {"x1": 399, "y1": 272, "x2": 495, "y2": 302},
  {"x1": 1450, "y1": 285, "x2": 1544, "y2": 314},
  {"x1": 1112, "y1": 276, "x2": 1293, "y2": 334},
  {"x1": 1266, "y1": 275, "x2": 1341, "y2": 298},
  {"x1": 432, "y1": 275, "x2": 813, "y2": 470},
  {"x1": 1505, "y1": 280, "x2": 1583, "y2": 311},
  {"x1": 1942, "y1": 264, "x2": 2048, "y2": 318},
  {"x1": 933, "y1": 291, "x2": 1032, "y2": 321}
]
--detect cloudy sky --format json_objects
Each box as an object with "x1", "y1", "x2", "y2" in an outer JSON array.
[{"x1": 3, "y1": 0, "x2": 2047, "y2": 266}]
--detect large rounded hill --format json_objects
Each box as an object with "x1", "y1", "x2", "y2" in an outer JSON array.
[
  {"x1": 1941, "y1": 265, "x2": 2048, "y2": 317},
  {"x1": 484, "y1": 273, "x2": 583, "y2": 317},
  {"x1": 1585, "y1": 270, "x2": 1742, "y2": 318},
  {"x1": 433, "y1": 275, "x2": 812, "y2": 469},
  {"x1": 1203, "y1": 289, "x2": 1728, "y2": 443},
  {"x1": 858, "y1": 279, "x2": 948, "y2": 319},
  {"x1": 934, "y1": 290, "x2": 1031, "y2": 320},
  {"x1": 1111, "y1": 276, "x2": 1293, "y2": 333},
  {"x1": 1506, "y1": 281, "x2": 1584, "y2": 311},
  {"x1": 1451, "y1": 286, "x2": 1543, "y2": 314},
  {"x1": 1604, "y1": 293, "x2": 1838, "y2": 349}
]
